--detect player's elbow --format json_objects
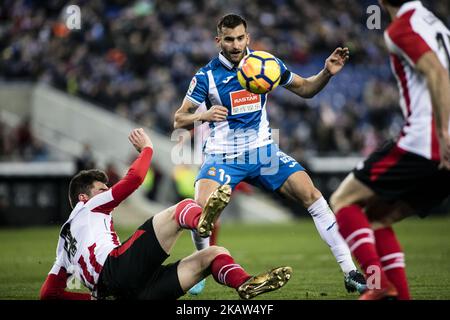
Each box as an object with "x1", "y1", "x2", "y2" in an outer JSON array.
[
  {"x1": 173, "y1": 119, "x2": 182, "y2": 130},
  {"x1": 294, "y1": 87, "x2": 316, "y2": 99},
  {"x1": 174, "y1": 117, "x2": 193, "y2": 130},
  {"x1": 173, "y1": 113, "x2": 184, "y2": 129},
  {"x1": 40, "y1": 289, "x2": 52, "y2": 300},
  {"x1": 40, "y1": 284, "x2": 59, "y2": 300},
  {"x1": 129, "y1": 173, "x2": 145, "y2": 187},
  {"x1": 300, "y1": 87, "x2": 318, "y2": 99}
]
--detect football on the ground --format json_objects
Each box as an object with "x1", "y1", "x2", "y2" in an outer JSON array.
[{"x1": 237, "y1": 51, "x2": 281, "y2": 94}]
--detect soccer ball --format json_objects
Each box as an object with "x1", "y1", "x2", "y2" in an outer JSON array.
[{"x1": 237, "y1": 51, "x2": 281, "y2": 94}]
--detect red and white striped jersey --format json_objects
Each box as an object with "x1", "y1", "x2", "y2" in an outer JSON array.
[
  {"x1": 46, "y1": 147, "x2": 153, "y2": 294},
  {"x1": 384, "y1": 1, "x2": 450, "y2": 161}
]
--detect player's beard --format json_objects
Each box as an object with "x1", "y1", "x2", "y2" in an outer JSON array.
[{"x1": 225, "y1": 49, "x2": 246, "y2": 65}]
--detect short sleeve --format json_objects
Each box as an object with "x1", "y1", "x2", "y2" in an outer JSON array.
[
  {"x1": 385, "y1": 10, "x2": 432, "y2": 65},
  {"x1": 276, "y1": 57, "x2": 294, "y2": 87},
  {"x1": 185, "y1": 69, "x2": 209, "y2": 106}
]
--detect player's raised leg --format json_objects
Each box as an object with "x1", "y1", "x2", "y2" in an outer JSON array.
[
  {"x1": 330, "y1": 173, "x2": 398, "y2": 299},
  {"x1": 151, "y1": 192, "x2": 230, "y2": 255},
  {"x1": 152, "y1": 202, "x2": 197, "y2": 254},
  {"x1": 190, "y1": 179, "x2": 222, "y2": 251},
  {"x1": 177, "y1": 246, "x2": 292, "y2": 299},
  {"x1": 279, "y1": 171, "x2": 366, "y2": 293},
  {"x1": 176, "y1": 180, "x2": 231, "y2": 295},
  {"x1": 196, "y1": 181, "x2": 231, "y2": 238}
]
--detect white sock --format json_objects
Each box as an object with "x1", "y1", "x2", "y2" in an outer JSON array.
[
  {"x1": 191, "y1": 230, "x2": 210, "y2": 250},
  {"x1": 307, "y1": 197, "x2": 356, "y2": 275}
]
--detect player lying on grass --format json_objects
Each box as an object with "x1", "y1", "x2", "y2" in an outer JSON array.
[{"x1": 40, "y1": 128, "x2": 292, "y2": 300}]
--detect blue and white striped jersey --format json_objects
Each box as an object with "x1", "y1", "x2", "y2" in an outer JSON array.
[{"x1": 185, "y1": 50, "x2": 294, "y2": 155}]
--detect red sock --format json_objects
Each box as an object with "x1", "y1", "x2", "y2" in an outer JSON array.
[
  {"x1": 374, "y1": 227, "x2": 410, "y2": 299},
  {"x1": 336, "y1": 205, "x2": 390, "y2": 289},
  {"x1": 174, "y1": 199, "x2": 202, "y2": 230},
  {"x1": 211, "y1": 254, "x2": 250, "y2": 288}
]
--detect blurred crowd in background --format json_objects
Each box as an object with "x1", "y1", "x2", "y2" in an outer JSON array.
[{"x1": 1, "y1": 0, "x2": 449, "y2": 166}]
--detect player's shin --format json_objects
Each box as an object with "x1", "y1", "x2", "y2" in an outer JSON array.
[
  {"x1": 191, "y1": 230, "x2": 210, "y2": 250},
  {"x1": 174, "y1": 199, "x2": 202, "y2": 230},
  {"x1": 211, "y1": 254, "x2": 250, "y2": 288},
  {"x1": 374, "y1": 227, "x2": 410, "y2": 300},
  {"x1": 188, "y1": 231, "x2": 210, "y2": 296},
  {"x1": 335, "y1": 204, "x2": 393, "y2": 290},
  {"x1": 307, "y1": 197, "x2": 357, "y2": 275}
]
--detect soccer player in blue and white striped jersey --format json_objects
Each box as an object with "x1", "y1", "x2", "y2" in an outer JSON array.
[{"x1": 174, "y1": 13, "x2": 366, "y2": 295}]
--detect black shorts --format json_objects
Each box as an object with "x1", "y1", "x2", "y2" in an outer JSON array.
[
  {"x1": 97, "y1": 217, "x2": 184, "y2": 300},
  {"x1": 353, "y1": 140, "x2": 450, "y2": 216}
]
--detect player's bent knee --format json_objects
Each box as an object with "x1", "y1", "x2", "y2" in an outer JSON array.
[
  {"x1": 202, "y1": 246, "x2": 229, "y2": 266},
  {"x1": 302, "y1": 188, "x2": 323, "y2": 208},
  {"x1": 329, "y1": 191, "x2": 342, "y2": 212},
  {"x1": 175, "y1": 198, "x2": 196, "y2": 213},
  {"x1": 207, "y1": 245, "x2": 229, "y2": 258},
  {"x1": 329, "y1": 187, "x2": 355, "y2": 213},
  {"x1": 162, "y1": 204, "x2": 179, "y2": 221},
  {"x1": 195, "y1": 179, "x2": 221, "y2": 208}
]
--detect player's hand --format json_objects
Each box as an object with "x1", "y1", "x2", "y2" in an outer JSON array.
[
  {"x1": 200, "y1": 105, "x2": 228, "y2": 122},
  {"x1": 325, "y1": 47, "x2": 349, "y2": 76},
  {"x1": 438, "y1": 132, "x2": 450, "y2": 170},
  {"x1": 128, "y1": 128, "x2": 153, "y2": 153}
]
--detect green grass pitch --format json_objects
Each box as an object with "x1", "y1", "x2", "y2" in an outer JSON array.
[{"x1": 0, "y1": 216, "x2": 449, "y2": 300}]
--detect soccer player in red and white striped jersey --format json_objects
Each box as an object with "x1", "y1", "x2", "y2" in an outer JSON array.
[
  {"x1": 330, "y1": 0, "x2": 450, "y2": 300},
  {"x1": 40, "y1": 128, "x2": 292, "y2": 300}
]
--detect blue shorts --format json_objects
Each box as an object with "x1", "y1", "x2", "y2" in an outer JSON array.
[{"x1": 196, "y1": 144, "x2": 305, "y2": 191}]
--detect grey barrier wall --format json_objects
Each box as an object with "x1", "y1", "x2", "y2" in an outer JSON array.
[{"x1": 0, "y1": 162, "x2": 74, "y2": 226}]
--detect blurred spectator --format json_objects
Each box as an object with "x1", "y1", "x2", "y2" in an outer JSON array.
[
  {"x1": 0, "y1": 116, "x2": 51, "y2": 162},
  {"x1": 105, "y1": 162, "x2": 121, "y2": 186},
  {"x1": 172, "y1": 164, "x2": 197, "y2": 202},
  {"x1": 0, "y1": 118, "x2": 12, "y2": 159},
  {"x1": 15, "y1": 117, "x2": 33, "y2": 157},
  {"x1": 26, "y1": 137, "x2": 49, "y2": 162},
  {"x1": 76, "y1": 143, "x2": 96, "y2": 171},
  {"x1": 142, "y1": 165, "x2": 163, "y2": 200}
]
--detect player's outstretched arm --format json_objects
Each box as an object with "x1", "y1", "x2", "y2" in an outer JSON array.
[
  {"x1": 174, "y1": 98, "x2": 228, "y2": 129},
  {"x1": 84, "y1": 129, "x2": 153, "y2": 213},
  {"x1": 286, "y1": 47, "x2": 349, "y2": 98},
  {"x1": 99, "y1": 129, "x2": 154, "y2": 210},
  {"x1": 417, "y1": 51, "x2": 450, "y2": 170}
]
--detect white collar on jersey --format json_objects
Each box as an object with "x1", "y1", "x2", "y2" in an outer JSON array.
[
  {"x1": 396, "y1": 1, "x2": 423, "y2": 17},
  {"x1": 218, "y1": 47, "x2": 251, "y2": 70}
]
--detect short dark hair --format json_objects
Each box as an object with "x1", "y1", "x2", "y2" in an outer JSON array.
[
  {"x1": 384, "y1": 0, "x2": 413, "y2": 7},
  {"x1": 68, "y1": 169, "x2": 108, "y2": 208},
  {"x1": 217, "y1": 14, "x2": 247, "y2": 35}
]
